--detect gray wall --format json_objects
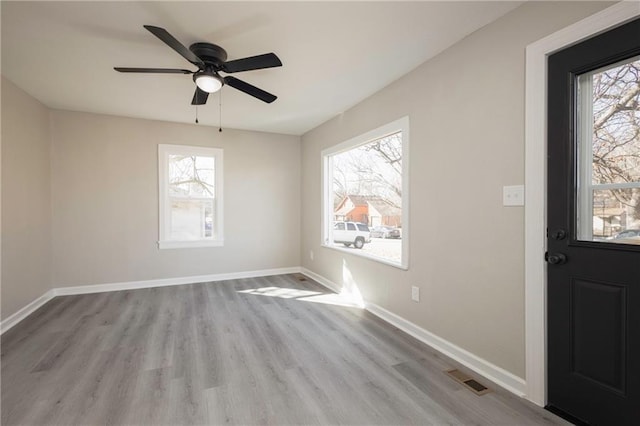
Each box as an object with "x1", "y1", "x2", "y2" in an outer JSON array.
[
  {"x1": 300, "y1": 1, "x2": 611, "y2": 378},
  {"x1": 1, "y1": 77, "x2": 52, "y2": 320},
  {"x1": 50, "y1": 110, "x2": 301, "y2": 288}
]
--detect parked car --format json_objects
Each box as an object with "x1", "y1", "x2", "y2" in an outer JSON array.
[
  {"x1": 333, "y1": 221, "x2": 371, "y2": 249},
  {"x1": 610, "y1": 229, "x2": 640, "y2": 244},
  {"x1": 370, "y1": 225, "x2": 401, "y2": 239}
]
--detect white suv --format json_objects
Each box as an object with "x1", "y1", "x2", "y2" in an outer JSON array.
[{"x1": 333, "y1": 222, "x2": 371, "y2": 249}]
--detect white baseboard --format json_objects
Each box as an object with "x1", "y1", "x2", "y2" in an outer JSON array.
[
  {"x1": 365, "y1": 302, "x2": 527, "y2": 397},
  {"x1": 54, "y1": 267, "x2": 300, "y2": 296},
  {"x1": 1, "y1": 267, "x2": 300, "y2": 334},
  {"x1": 1, "y1": 289, "x2": 56, "y2": 334},
  {"x1": 299, "y1": 267, "x2": 342, "y2": 293},
  {"x1": 53, "y1": 267, "x2": 301, "y2": 296},
  {"x1": 299, "y1": 267, "x2": 526, "y2": 396}
]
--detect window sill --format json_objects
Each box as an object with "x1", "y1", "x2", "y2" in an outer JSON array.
[
  {"x1": 322, "y1": 243, "x2": 408, "y2": 270},
  {"x1": 158, "y1": 239, "x2": 224, "y2": 249}
]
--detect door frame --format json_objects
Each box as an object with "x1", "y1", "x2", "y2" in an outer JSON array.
[{"x1": 524, "y1": 1, "x2": 640, "y2": 407}]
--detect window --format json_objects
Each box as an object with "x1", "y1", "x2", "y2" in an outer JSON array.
[
  {"x1": 576, "y1": 57, "x2": 640, "y2": 243},
  {"x1": 158, "y1": 144, "x2": 223, "y2": 249},
  {"x1": 322, "y1": 117, "x2": 409, "y2": 268}
]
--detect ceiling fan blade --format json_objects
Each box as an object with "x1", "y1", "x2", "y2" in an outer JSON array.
[
  {"x1": 143, "y1": 25, "x2": 205, "y2": 68},
  {"x1": 224, "y1": 76, "x2": 277, "y2": 103},
  {"x1": 222, "y1": 53, "x2": 282, "y2": 73},
  {"x1": 114, "y1": 67, "x2": 193, "y2": 74},
  {"x1": 191, "y1": 87, "x2": 209, "y2": 105}
]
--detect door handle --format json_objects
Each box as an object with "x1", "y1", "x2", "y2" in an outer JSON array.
[{"x1": 545, "y1": 252, "x2": 567, "y2": 265}]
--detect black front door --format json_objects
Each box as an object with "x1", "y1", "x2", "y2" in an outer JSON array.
[{"x1": 547, "y1": 18, "x2": 640, "y2": 425}]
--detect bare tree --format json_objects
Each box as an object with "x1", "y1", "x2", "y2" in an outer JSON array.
[
  {"x1": 363, "y1": 133, "x2": 402, "y2": 179},
  {"x1": 332, "y1": 132, "x2": 403, "y2": 208},
  {"x1": 169, "y1": 155, "x2": 215, "y2": 197},
  {"x1": 592, "y1": 59, "x2": 640, "y2": 226}
]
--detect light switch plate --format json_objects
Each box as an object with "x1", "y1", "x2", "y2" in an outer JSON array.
[
  {"x1": 503, "y1": 185, "x2": 524, "y2": 206},
  {"x1": 411, "y1": 286, "x2": 420, "y2": 302}
]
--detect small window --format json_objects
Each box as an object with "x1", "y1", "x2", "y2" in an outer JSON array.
[
  {"x1": 576, "y1": 57, "x2": 640, "y2": 244},
  {"x1": 322, "y1": 116, "x2": 409, "y2": 269},
  {"x1": 158, "y1": 144, "x2": 223, "y2": 249}
]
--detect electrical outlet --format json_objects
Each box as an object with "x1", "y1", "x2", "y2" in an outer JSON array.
[
  {"x1": 411, "y1": 286, "x2": 420, "y2": 302},
  {"x1": 310, "y1": 250, "x2": 314, "y2": 261}
]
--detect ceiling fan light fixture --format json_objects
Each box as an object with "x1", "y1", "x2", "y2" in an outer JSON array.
[
  {"x1": 195, "y1": 71, "x2": 223, "y2": 93},
  {"x1": 116, "y1": 26, "x2": 281, "y2": 104}
]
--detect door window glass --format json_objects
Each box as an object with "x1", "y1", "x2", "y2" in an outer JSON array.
[{"x1": 576, "y1": 56, "x2": 640, "y2": 244}]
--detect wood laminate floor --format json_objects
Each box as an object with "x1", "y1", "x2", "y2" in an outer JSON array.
[{"x1": 2, "y1": 274, "x2": 567, "y2": 425}]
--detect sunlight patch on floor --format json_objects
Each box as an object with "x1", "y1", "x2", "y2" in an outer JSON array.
[
  {"x1": 238, "y1": 286, "x2": 320, "y2": 299},
  {"x1": 341, "y1": 259, "x2": 365, "y2": 308},
  {"x1": 237, "y1": 286, "x2": 362, "y2": 308},
  {"x1": 297, "y1": 292, "x2": 362, "y2": 308}
]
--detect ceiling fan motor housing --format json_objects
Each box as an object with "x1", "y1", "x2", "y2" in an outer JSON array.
[{"x1": 189, "y1": 43, "x2": 228, "y2": 69}]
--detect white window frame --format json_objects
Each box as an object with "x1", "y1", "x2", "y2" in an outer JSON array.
[
  {"x1": 158, "y1": 144, "x2": 224, "y2": 249},
  {"x1": 577, "y1": 72, "x2": 595, "y2": 240},
  {"x1": 321, "y1": 116, "x2": 410, "y2": 269}
]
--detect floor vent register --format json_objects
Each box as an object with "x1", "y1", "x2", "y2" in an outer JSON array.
[{"x1": 445, "y1": 369, "x2": 491, "y2": 395}]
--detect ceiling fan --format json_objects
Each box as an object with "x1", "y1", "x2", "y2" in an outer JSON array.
[{"x1": 114, "y1": 25, "x2": 282, "y2": 105}]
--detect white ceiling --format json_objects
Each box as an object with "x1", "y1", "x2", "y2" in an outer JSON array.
[{"x1": 1, "y1": 1, "x2": 522, "y2": 136}]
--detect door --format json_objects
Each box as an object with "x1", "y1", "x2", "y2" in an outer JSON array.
[{"x1": 547, "y1": 18, "x2": 640, "y2": 425}]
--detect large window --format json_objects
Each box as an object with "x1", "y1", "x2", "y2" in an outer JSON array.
[
  {"x1": 322, "y1": 117, "x2": 409, "y2": 268},
  {"x1": 158, "y1": 144, "x2": 223, "y2": 249}
]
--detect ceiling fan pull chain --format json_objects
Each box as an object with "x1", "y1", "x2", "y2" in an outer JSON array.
[
  {"x1": 195, "y1": 105, "x2": 199, "y2": 124},
  {"x1": 219, "y1": 90, "x2": 223, "y2": 132}
]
